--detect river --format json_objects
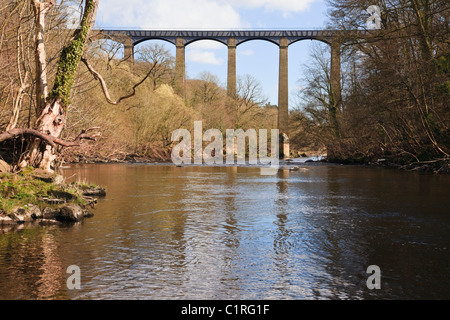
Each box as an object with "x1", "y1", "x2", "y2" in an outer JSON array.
[{"x1": 0, "y1": 162, "x2": 449, "y2": 300}]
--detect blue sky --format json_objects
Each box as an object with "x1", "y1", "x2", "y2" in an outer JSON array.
[{"x1": 94, "y1": 0, "x2": 331, "y2": 106}]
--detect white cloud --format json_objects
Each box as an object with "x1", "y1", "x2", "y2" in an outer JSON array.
[
  {"x1": 223, "y1": 0, "x2": 318, "y2": 17},
  {"x1": 97, "y1": 0, "x2": 248, "y2": 29},
  {"x1": 240, "y1": 49, "x2": 254, "y2": 56},
  {"x1": 97, "y1": 0, "x2": 320, "y2": 29},
  {"x1": 187, "y1": 49, "x2": 224, "y2": 65}
]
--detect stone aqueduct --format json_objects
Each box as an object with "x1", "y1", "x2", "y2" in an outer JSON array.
[{"x1": 95, "y1": 29, "x2": 346, "y2": 156}]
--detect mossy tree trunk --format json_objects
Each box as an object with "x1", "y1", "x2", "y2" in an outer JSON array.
[{"x1": 20, "y1": 0, "x2": 99, "y2": 173}]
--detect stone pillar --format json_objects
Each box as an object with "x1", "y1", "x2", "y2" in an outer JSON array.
[
  {"x1": 124, "y1": 37, "x2": 134, "y2": 65},
  {"x1": 278, "y1": 37, "x2": 289, "y2": 135},
  {"x1": 280, "y1": 133, "x2": 290, "y2": 160},
  {"x1": 227, "y1": 37, "x2": 237, "y2": 98},
  {"x1": 278, "y1": 37, "x2": 289, "y2": 158},
  {"x1": 330, "y1": 40, "x2": 342, "y2": 110},
  {"x1": 175, "y1": 37, "x2": 185, "y2": 97}
]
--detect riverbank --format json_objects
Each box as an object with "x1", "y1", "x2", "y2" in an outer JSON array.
[
  {"x1": 324, "y1": 157, "x2": 450, "y2": 174},
  {"x1": 60, "y1": 148, "x2": 450, "y2": 174},
  {"x1": 60, "y1": 143, "x2": 172, "y2": 164},
  {"x1": 0, "y1": 167, "x2": 106, "y2": 231}
]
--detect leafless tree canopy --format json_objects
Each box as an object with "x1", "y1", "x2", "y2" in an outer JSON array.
[{"x1": 291, "y1": 0, "x2": 449, "y2": 164}]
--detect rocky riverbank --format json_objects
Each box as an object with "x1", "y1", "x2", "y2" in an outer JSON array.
[{"x1": 0, "y1": 167, "x2": 106, "y2": 232}]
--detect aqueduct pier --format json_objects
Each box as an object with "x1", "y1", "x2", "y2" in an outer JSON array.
[{"x1": 97, "y1": 29, "x2": 349, "y2": 157}]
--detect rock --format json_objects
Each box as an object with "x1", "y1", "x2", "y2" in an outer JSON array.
[
  {"x1": 8, "y1": 205, "x2": 41, "y2": 223},
  {"x1": 2, "y1": 203, "x2": 94, "y2": 227},
  {"x1": 31, "y1": 170, "x2": 64, "y2": 185},
  {"x1": 42, "y1": 207, "x2": 60, "y2": 219},
  {"x1": 83, "y1": 196, "x2": 98, "y2": 208},
  {"x1": 0, "y1": 160, "x2": 10, "y2": 173},
  {"x1": 82, "y1": 209, "x2": 94, "y2": 218},
  {"x1": 40, "y1": 197, "x2": 66, "y2": 205},
  {"x1": 8, "y1": 208, "x2": 31, "y2": 223},
  {"x1": 82, "y1": 186, "x2": 106, "y2": 197},
  {"x1": 31, "y1": 169, "x2": 55, "y2": 183},
  {"x1": 57, "y1": 205, "x2": 84, "y2": 222},
  {"x1": 0, "y1": 214, "x2": 16, "y2": 225},
  {"x1": 24, "y1": 204, "x2": 42, "y2": 219},
  {"x1": 47, "y1": 190, "x2": 75, "y2": 201},
  {"x1": 290, "y1": 166, "x2": 300, "y2": 171}
]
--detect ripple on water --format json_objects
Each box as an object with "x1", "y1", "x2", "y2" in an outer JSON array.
[{"x1": 1, "y1": 164, "x2": 449, "y2": 299}]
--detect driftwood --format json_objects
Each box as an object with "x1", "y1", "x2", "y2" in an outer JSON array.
[{"x1": 0, "y1": 127, "x2": 101, "y2": 149}]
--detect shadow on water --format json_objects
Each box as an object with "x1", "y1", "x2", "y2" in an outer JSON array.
[{"x1": 1, "y1": 163, "x2": 449, "y2": 299}]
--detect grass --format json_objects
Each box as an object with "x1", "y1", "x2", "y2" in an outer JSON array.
[{"x1": 0, "y1": 167, "x2": 99, "y2": 214}]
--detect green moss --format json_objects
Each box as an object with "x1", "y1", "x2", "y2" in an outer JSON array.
[
  {"x1": 48, "y1": 0, "x2": 96, "y2": 106},
  {"x1": 0, "y1": 169, "x2": 99, "y2": 214}
]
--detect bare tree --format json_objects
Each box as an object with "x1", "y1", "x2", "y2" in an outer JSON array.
[
  {"x1": 136, "y1": 43, "x2": 175, "y2": 90},
  {"x1": 0, "y1": 0, "x2": 158, "y2": 172},
  {"x1": 233, "y1": 74, "x2": 268, "y2": 128},
  {"x1": 297, "y1": 43, "x2": 342, "y2": 139},
  {"x1": 11, "y1": 0, "x2": 100, "y2": 172},
  {"x1": 322, "y1": 0, "x2": 449, "y2": 163}
]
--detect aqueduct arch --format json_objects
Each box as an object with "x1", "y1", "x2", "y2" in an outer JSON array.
[{"x1": 94, "y1": 29, "x2": 346, "y2": 157}]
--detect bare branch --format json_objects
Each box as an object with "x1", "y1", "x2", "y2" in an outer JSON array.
[
  {"x1": 0, "y1": 127, "x2": 101, "y2": 148},
  {"x1": 81, "y1": 56, "x2": 156, "y2": 105}
]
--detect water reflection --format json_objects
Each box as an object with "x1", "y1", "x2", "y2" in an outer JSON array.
[
  {"x1": 0, "y1": 227, "x2": 70, "y2": 299},
  {"x1": 1, "y1": 164, "x2": 449, "y2": 300}
]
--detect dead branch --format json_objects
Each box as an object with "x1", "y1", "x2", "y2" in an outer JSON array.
[
  {"x1": 0, "y1": 127, "x2": 101, "y2": 148},
  {"x1": 81, "y1": 56, "x2": 156, "y2": 105}
]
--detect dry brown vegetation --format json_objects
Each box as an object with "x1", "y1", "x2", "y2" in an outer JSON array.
[{"x1": 0, "y1": 0, "x2": 448, "y2": 172}]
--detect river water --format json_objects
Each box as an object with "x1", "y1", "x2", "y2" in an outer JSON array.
[{"x1": 0, "y1": 162, "x2": 449, "y2": 300}]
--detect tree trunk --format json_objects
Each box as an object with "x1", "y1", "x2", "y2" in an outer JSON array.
[
  {"x1": 24, "y1": 97, "x2": 66, "y2": 171},
  {"x1": 19, "y1": 0, "x2": 98, "y2": 173},
  {"x1": 32, "y1": 0, "x2": 51, "y2": 114}
]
